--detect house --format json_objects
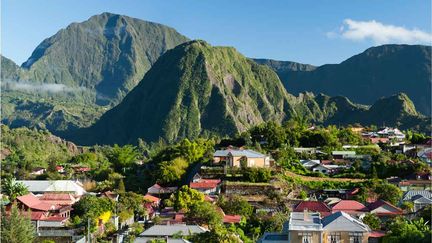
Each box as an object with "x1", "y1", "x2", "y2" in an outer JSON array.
[
  {"x1": 311, "y1": 164, "x2": 344, "y2": 175},
  {"x1": 190, "y1": 179, "x2": 221, "y2": 195},
  {"x1": 100, "y1": 191, "x2": 119, "y2": 201},
  {"x1": 293, "y1": 201, "x2": 332, "y2": 217},
  {"x1": 16, "y1": 194, "x2": 72, "y2": 218},
  {"x1": 299, "y1": 160, "x2": 320, "y2": 169},
  {"x1": 39, "y1": 193, "x2": 78, "y2": 206},
  {"x1": 332, "y1": 151, "x2": 356, "y2": 159},
  {"x1": 143, "y1": 194, "x2": 161, "y2": 207},
  {"x1": 135, "y1": 224, "x2": 207, "y2": 242},
  {"x1": 366, "y1": 200, "x2": 403, "y2": 218},
  {"x1": 55, "y1": 166, "x2": 65, "y2": 173},
  {"x1": 402, "y1": 190, "x2": 432, "y2": 201},
  {"x1": 319, "y1": 188, "x2": 359, "y2": 200},
  {"x1": 331, "y1": 200, "x2": 368, "y2": 216},
  {"x1": 17, "y1": 180, "x2": 87, "y2": 196},
  {"x1": 368, "y1": 137, "x2": 390, "y2": 144},
  {"x1": 377, "y1": 127, "x2": 405, "y2": 141},
  {"x1": 146, "y1": 184, "x2": 177, "y2": 196},
  {"x1": 30, "y1": 167, "x2": 46, "y2": 176},
  {"x1": 321, "y1": 211, "x2": 371, "y2": 243},
  {"x1": 258, "y1": 211, "x2": 371, "y2": 243},
  {"x1": 213, "y1": 149, "x2": 272, "y2": 167},
  {"x1": 409, "y1": 195, "x2": 432, "y2": 212}
]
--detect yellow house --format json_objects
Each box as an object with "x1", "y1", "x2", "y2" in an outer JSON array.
[
  {"x1": 213, "y1": 149, "x2": 271, "y2": 168},
  {"x1": 258, "y1": 211, "x2": 371, "y2": 243}
]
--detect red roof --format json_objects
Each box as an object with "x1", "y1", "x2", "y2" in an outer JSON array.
[
  {"x1": 294, "y1": 201, "x2": 332, "y2": 216},
  {"x1": 143, "y1": 194, "x2": 160, "y2": 203},
  {"x1": 190, "y1": 182, "x2": 219, "y2": 189},
  {"x1": 370, "y1": 231, "x2": 386, "y2": 238},
  {"x1": 17, "y1": 194, "x2": 56, "y2": 211},
  {"x1": 331, "y1": 200, "x2": 368, "y2": 214},
  {"x1": 55, "y1": 166, "x2": 64, "y2": 170},
  {"x1": 367, "y1": 200, "x2": 403, "y2": 215},
  {"x1": 223, "y1": 214, "x2": 242, "y2": 223},
  {"x1": 190, "y1": 179, "x2": 221, "y2": 189}
]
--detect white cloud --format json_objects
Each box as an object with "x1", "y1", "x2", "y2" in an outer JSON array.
[
  {"x1": 3, "y1": 81, "x2": 86, "y2": 93},
  {"x1": 329, "y1": 19, "x2": 432, "y2": 45}
]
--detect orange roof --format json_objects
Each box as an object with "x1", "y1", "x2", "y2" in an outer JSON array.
[
  {"x1": 17, "y1": 194, "x2": 57, "y2": 211},
  {"x1": 143, "y1": 194, "x2": 160, "y2": 203},
  {"x1": 223, "y1": 214, "x2": 241, "y2": 223}
]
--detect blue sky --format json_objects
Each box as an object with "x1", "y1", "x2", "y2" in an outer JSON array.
[{"x1": 2, "y1": 0, "x2": 431, "y2": 65}]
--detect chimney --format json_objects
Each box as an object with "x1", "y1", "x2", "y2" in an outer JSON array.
[{"x1": 303, "y1": 208, "x2": 309, "y2": 221}]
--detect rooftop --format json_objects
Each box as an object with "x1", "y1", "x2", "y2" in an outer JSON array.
[
  {"x1": 288, "y1": 212, "x2": 322, "y2": 231},
  {"x1": 214, "y1": 149, "x2": 267, "y2": 158},
  {"x1": 140, "y1": 224, "x2": 207, "y2": 237}
]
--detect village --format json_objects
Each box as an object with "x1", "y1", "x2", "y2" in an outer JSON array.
[{"x1": 1, "y1": 125, "x2": 431, "y2": 243}]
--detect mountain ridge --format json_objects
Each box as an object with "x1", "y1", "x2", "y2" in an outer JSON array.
[{"x1": 258, "y1": 44, "x2": 432, "y2": 115}]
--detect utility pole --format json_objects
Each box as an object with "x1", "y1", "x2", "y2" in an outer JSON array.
[{"x1": 87, "y1": 218, "x2": 90, "y2": 243}]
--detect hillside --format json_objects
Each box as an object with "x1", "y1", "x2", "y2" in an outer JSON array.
[
  {"x1": 1, "y1": 12, "x2": 189, "y2": 132},
  {"x1": 67, "y1": 41, "x2": 430, "y2": 146},
  {"x1": 259, "y1": 45, "x2": 432, "y2": 115},
  {"x1": 20, "y1": 12, "x2": 189, "y2": 105},
  {"x1": 68, "y1": 40, "x2": 298, "y2": 145}
]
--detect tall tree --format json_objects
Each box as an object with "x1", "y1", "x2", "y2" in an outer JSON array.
[
  {"x1": 1, "y1": 204, "x2": 35, "y2": 243},
  {"x1": 2, "y1": 177, "x2": 28, "y2": 201}
]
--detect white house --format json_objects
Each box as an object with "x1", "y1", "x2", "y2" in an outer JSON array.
[
  {"x1": 300, "y1": 159, "x2": 321, "y2": 169},
  {"x1": 17, "y1": 180, "x2": 87, "y2": 196}
]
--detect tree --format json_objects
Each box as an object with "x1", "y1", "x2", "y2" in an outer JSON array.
[
  {"x1": 374, "y1": 183, "x2": 402, "y2": 205},
  {"x1": 166, "y1": 185, "x2": 204, "y2": 212},
  {"x1": 185, "y1": 201, "x2": 223, "y2": 229},
  {"x1": 1, "y1": 204, "x2": 35, "y2": 243},
  {"x1": 242, "y1": 167, "x2": 272, "y2": 182},
  {"x1": 73, "y1": 195, "x2": 114, "y2": 232},
  {"x1": 362, "y1": 213, "x2": 381, "y2": 230},
  {"x1": 157, "y1": 157, "x2": 188, "y2": 184},
  {"x1": 217, "y1": 195, "x2": 254, "y2": 218},
  {"x1": 118, "y1": 192, "x2": 146, "y2": 218},
  {"x1": 383, "y1": 217, "x2": 431, "y2": 243},
  {"x1": 106, "y1": 145, "x2": 139, "y2": 172},
  {"x1": 117, "y1": 179, "x2": 126, "y2": 193},
  {"x1": 401, "y1": 201, "x2": 414, "y2": 213},
  {"x1": 2, "y1": 177, "x2": 28, "y2": 201}
]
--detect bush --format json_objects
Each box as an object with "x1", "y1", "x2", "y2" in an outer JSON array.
[{"x1": 243, "y1": 167, "x2": 272, "y2": 182}]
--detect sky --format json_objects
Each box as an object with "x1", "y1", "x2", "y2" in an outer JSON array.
[{"x1": 2, "y1": 0, "x2": 431, "y2": 66}]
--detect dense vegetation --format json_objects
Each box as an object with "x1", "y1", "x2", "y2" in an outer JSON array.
[
  {"x1": 68, "y1": 40, "x2": 430, "y2": 146},
  {"x1": 259, "y1": 44, "x2": 432, "y2": 116}
]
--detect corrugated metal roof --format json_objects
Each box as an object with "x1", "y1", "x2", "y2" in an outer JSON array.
[
  {"x1": 214, "y1": 149, "x2": 267, "y2": 158},
  {"x1": 322, "y1": 211, "x2": 370, "y2": 232},
  {"x1": 403, "y1": 190, "x2": 432, "y2": 201},
  {"x1": 140, "y1": 224, "x2": 207, "y2": 236}
]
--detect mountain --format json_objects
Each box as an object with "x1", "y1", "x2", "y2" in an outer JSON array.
[
  {"x1": 1, "y1": 55, "x2": 22, "y2": 81},
  {"x1": 68, "y1": 40, "x2": 298, "y2": 145},
  {"x1": 1, "y1": 13, "x2": 189, "y2": 133},
  {"x1": 20, "y1": 12, "x2": 189, "y2": 105},
  {"x1": 253, "y1": 58, "x2": 316, "y2": 72},
  {"x1": 298, "y1": 92, "x2": 430, "y2": 131},
  {"x1": 259, "y1": 45, "x2": 432, "y2": 115},
  {"x1": 67, "y1": 41, "x2": 429, "y2": 146}
]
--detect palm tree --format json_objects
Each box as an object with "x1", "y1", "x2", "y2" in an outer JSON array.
[{"x1": 2, "y1": 177, "x2": 29, "y2": 201}]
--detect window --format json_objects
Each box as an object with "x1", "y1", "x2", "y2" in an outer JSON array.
[
  {"x1": 328, "y1": 233, "x2": 341, "y2": 243},
  {"x1": 249, "y1": 159, "x2": 255, "y2": 166},
  {"x1": 298, "y1": 232, "x2": 312, "y2": 243},
  {"x1": 349, "y1": 232, "x2": 362, "y2": 243}
]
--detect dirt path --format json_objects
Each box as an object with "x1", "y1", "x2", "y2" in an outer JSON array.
[{"x1": 284, "y1": 170, "x2": 366, "y2": 183}]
